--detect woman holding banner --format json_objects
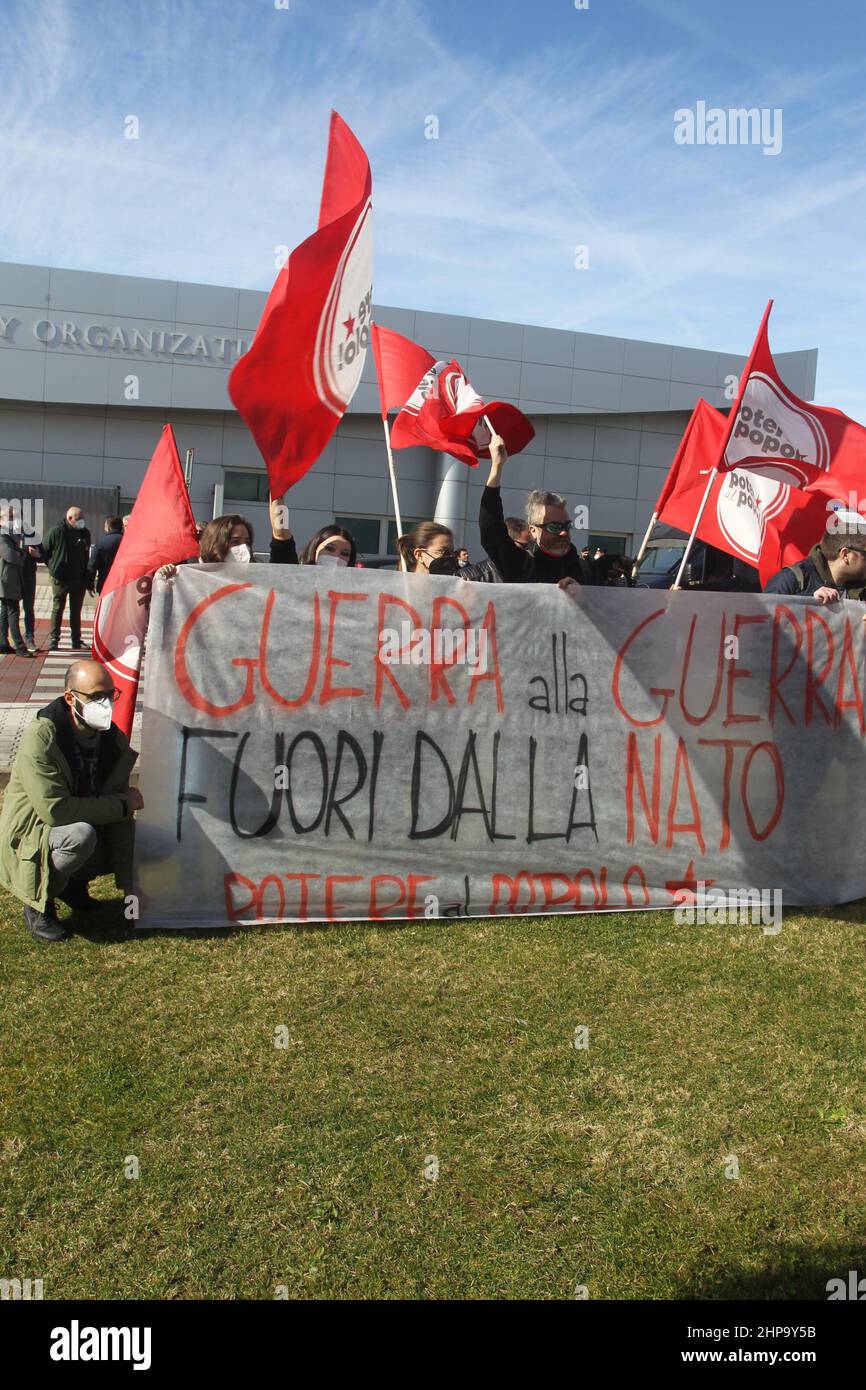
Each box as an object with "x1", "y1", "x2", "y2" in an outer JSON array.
[
  {"x1": 268, "y1": 497, "x2": 357, "y2": 568},
  {"x1": 155, "y1": 515, "x2": 255, "y2": 578},
  {"x1": 395, "y1": 521, "x2": 459, "y2": 576}
]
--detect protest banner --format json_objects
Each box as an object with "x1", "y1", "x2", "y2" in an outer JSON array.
[{"x1": 134, "y1": 566, "x2": 866, "y2": 926}]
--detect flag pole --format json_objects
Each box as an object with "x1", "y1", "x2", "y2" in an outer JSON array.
[
  {"x1": 631, "y1": 512, "x2": 658, "y2": 580},
  {"x1": 671, "y1": 472, "x2": 717, "y2": 589},
  {"x1": 184, "y1": 447, "x2": 195, "y2": 492},
  {"x1": 382, "y1": 416, "x2": 406, "y2": 570},
  {"x1": 671, "y1": 298, "x2": 773, "y2": 590}
]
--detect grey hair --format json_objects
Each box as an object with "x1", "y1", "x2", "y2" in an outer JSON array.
[{"x1": 525, "y1": 489, "x2": 567, "y2": 525}]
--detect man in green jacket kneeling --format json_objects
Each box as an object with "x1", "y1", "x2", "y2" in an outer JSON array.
[{"x1": 0, "y1": 659, "x2": 143, "y2": 942}]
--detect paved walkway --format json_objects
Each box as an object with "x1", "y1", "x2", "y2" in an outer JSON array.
[{"x1": 0, "y1": 586, "x2": 143, "y2": 771}]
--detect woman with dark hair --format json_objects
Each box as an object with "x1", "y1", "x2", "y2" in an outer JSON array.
[
  {"x1": 395, "y1": 521, "x2": 456, "y2": 575},
  {"x1": 156, "y1": 514, "x2": 254, "y2": 579},
  {"x1": 299, "y1": 525, "x2": 356, "y2": 568},
  {"x1": 268, "y1": 494, "x2": 356, "y2": 568}
]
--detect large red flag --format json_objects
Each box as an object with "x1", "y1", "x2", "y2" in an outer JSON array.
[
  {"x1": 389, "y1": 356, "x2": 534, "y2": 464},
  {"x1": 658, "y1": 399, "x2": 865, "y2": 586},
  {"x1": 719, "y1": 302, "x2": 866, "y2": 486},
  {"x1": 229, "y1": 111, "x2": 373, "y2": 497},
  {"x1": 91, "y1": 425, "x2": 199, "y2": 738}
]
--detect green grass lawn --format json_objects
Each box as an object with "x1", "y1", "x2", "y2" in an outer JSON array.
[{"x1": 3, "y1": 877, "x2": 866, "y2": 1301}]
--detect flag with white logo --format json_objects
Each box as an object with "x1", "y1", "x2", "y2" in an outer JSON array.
[
  {"x1": 720, "y1": 302, "x2": 866, "y2": 488},
  {"x1": 389, "y1": 356, "x2": 534, "y2": 464},
  {"x1": 229, "y1": 111, "x2": 373, "y2": 497}
]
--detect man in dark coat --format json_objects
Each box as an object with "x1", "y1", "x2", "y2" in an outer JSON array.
[
  {"x1": 41, "y1": 505, "x2": 92, "y2": 650},
  {"x1": 88, "y1": 516, "x2": 124, "y2": 593},
  {"x1": 479, "y1": 435, "x2": 596, "y2": 588},
  {"x1": 764, "y1": 528, "x2": 866, "y2": 605}
]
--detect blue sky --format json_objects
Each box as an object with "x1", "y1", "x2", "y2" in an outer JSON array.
[{"x1": 2, "y1": 0, "x2": 865, "y2": 411}]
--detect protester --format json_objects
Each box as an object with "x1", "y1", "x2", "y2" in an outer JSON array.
[
  {"x1": 267, "y1": 496, "x2": 357, "y2": 567},
  {"x1": 88, "y1": 516, "x2": 124, "y2": 594},
  {"x1": 21, "y1": 527, "x2": 40, "y2": 653},
  {"x1": 156, "y1": 514, "x2": 254, "y2": 579},
  {"x1": 0, "y1": 658, "x2": 141, "y2": 941},
  {"x1": 41, "y1": 505, "x2": 92, "y2": 650},
  {"x1": 763, "y1": 524, "x2": 866, "y2": 603},
  {"x1": 594, "y1": 553, "x2": 629, "y2": 585},
  {"x1": 0, "y1": 507, "x2": 32, "y2": 657},
  {"x1": 479, "y1": 435, "x2": 596, "y2": 587},
  {"x1": 299, "y1": 527, "x2": 357, "y2": 567},
  {"x1": 456, "y1": 548, "x2": 470, "y2": 568},
  {"x1": 506, "y1": 518, "x2": 532, "y2": 550},
  {"x1": 395, "y1": 521, "x2": 457, "y2": 574}
]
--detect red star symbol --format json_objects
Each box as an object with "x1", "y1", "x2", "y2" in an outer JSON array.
[
  {"x1": 665, "y1": 860, "x2": 715, "y2": 904},
  {"x1": 342, "y1": 315, "x2": 356, "y2": 339}
]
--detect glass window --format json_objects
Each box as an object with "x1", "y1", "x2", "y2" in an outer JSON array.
[
  {"x1": 385, "y1": 519, "x2": 424, "y2": 555},
  {"x1": 587, "y1": 532, "x2": 629, "y2": 556},
  {"x1": 334, "y1": 515, "x2": 381, "y2": 556},
  {"x1": 225, "y1": 470, "x2": 268, "y2": 502}
]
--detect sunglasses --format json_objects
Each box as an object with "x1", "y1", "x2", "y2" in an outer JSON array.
[
  {"x1": 534, "y1": 521, "x2": 573, "y2": 535},
  {"x1": 71, "y1": 688, "x2": 121, "y2": 703}
]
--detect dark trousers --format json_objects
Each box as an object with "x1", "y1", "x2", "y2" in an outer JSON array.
[
  {"x1": 50, "y1": 581, "x2": 85, "y2": 646},
  {"x1": 0, "y1": 597, "x2": 25, "y2": 651},
  {"x1": 21, "y1": 570, "x2": 36, "y2": 642}
]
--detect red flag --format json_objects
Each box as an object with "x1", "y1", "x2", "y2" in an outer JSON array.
[
  {"x1": 755, "y1": 477, "x2": 866, "y2": 587},
  {"x1": 658, "y1": 399, "x2": 864, "y2": 585},
  {"x1": 370, "y1": 322, "x2": 435, "y2": 420},
  {"x1": 91, "y1": 425, "x2": 199, "y2": 738},
  {"x1": 390, "y1": 357, "x2": 535, "y2": 464},
  {"x1": 229, "y1": 111, "x2": 373, "y2": 497},
  {"x1": 720, "y1": 302, "x2": 866, "y2": 487}
]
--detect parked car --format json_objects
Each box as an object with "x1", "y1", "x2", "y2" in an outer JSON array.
[{"x1": 633, "y1": 524, "x2": 760, "y2": 592}]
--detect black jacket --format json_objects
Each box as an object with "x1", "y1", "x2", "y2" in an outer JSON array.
[
  {"x1": 479, "y1": 485, "x2": 596, "y2": 585},
  {"x1": 764, "y1": 543, "x2": 866, "y2": 600},
  {"x1": 88, "y1": 532, "x2": 123, "y2": 592},
  {"x1": 42, "y1": 521, "x2": 91, "y2": 586},
  {"x1": 269, "y1": 537, "x2": 299, "y2": 564}
]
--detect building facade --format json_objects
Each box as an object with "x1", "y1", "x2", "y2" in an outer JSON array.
[{"x1": 0, "y1": 260, "x2": 818, "y2": 560}]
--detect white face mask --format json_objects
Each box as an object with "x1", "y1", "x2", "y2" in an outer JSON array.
[
  {"x1": 229, "y1": 543, "x2": 251, "y2": 563},
  {"x1": 316, "y1": 552, "x2": 349, "y2": 568},
  {"x1": 74, "y1": 695, "x2": 113, "y2": 732},
  {"x1": 72, "y1": 519, "x2": 86, "y2": 530}
]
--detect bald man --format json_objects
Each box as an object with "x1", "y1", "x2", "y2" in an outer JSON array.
[
  {"x1": 41, "y1": 505, "x2": 92, "y2": 650},
  {"x1": 0, "y1": 659, "x2": 143, "y2": 941}
]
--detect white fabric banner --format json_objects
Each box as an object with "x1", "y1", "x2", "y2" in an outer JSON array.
[{"x1": 134, "y1": 565, "x2": 866, "y2": 926}]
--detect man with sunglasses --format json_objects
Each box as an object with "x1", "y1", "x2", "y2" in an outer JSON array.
[
  {"x1": 764, "y1": 517, "x2": 866, "y2": 605},
  {"x1": 0, "y1": 659, "x2": 143, "y2": 942},
  {"x1": 478, "y1": 434, "x2": 596, "y2": 587}
]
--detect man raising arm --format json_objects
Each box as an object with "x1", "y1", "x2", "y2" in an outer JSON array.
[{"x1": 479, "y1": 434, "x2": 595, "y2": 587}]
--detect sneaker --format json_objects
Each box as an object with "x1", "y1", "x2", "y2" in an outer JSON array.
[
  {"x1": 48, "y1": 641, "x2": 59, "y2": 651},
  {"x1": 57, "y1": 882, "x2": 100, "y2": 912},
  {"x1": 24, "y1": 902, "x2": 69, "y2": 942},
  {"x1": 71, "y1": 641, "x2": 86, "y2": 651},
  {"x1": 0, "y1": 644, "x2": 13, "y2": 655},
  {"x1": 14, "y1": 646, "x2": 34, "y2": 658},
  {"x1": 25, "y1": 640, "x2": 38, "y2": 654}
]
